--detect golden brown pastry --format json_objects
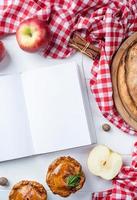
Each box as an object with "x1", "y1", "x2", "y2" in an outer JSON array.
[
  {"x1": 118, "y1": 52, "x2": 137, "y2": 121},
  {"x1": 111, "y1": 33, "x2": 137, "y2": 130},
  {"x1": 9, "y1": 180, "x2": 47, "y2": 200},
  {"x1": 46, "y1": 156, "x2": 85, "y2": 197},
  {"x1": 126, "y1": 43, "x2": 137, "y2": 107}
]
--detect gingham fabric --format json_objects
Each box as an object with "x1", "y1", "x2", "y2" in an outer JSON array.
[
  {"x1": 92, "y1": 141, "x2": 137, "y2": 200},
  {"x1": 1, "y1": 0, "x2": 137, "y2": 135}
]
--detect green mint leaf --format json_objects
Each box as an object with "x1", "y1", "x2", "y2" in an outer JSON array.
[{"x1": 67, "y1": 174, "x2": 81, "y2": 188}]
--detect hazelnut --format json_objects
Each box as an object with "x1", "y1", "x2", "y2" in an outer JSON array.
[
  {"x1": 102, "y1": 124, "x2": 111, "y2": 132},
  {"x1": 0, "y1": 177, "x2": 9, "y2": 186}
]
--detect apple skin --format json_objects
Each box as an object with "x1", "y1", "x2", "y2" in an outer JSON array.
[
  {"x1": 0, "y1": 41, "x2": 6, "y2": 62},
  {"x1": 87, "y1": 145, "x2": 123, "y2": 180},
  {"x1": 16, "y1": 18, "x2": 50, "y2": 52}
]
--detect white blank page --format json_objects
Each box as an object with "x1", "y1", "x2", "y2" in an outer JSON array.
[
  {"x1": 0, "y1": 75, "x2": 33, "y2": 162},
  {"x1": 21, "y1": 62, "x2": 91, "y2": 154}
]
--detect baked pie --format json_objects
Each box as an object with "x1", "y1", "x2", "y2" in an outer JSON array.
[
  {"x1": 118, "y1": 52, "x2": 137, "y2": 121},
  {"x1": 111, "y1": 30, "x2": 137, "y2": 131},
  {"x1": 9, "y1": 180, "x2": 47, "y2": 200},
  {"x1": 126, "y1": 43, "x2": 137, "y2": 107},
  {"x1": 46, "y1": 156, "x2": 85, "y2": 197}
]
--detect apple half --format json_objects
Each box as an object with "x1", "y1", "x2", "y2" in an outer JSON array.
[
  {"x1": 16, "y1": 18, "x2": 50, "y2": 52},
  {"x1": 87, "y1": 145, "x2": 122, "y2": 180}
]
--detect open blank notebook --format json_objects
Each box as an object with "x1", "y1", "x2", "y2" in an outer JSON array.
[{"x1": 0, "y1": 62, "x2": 96, "y2": 162}]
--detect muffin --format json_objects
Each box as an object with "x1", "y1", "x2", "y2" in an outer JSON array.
[
  {"x1": 46, "y1": 156, "x2": 85, "y2": 197},
  {"x1": 9, "y1": 180, "x2": 47, "y2": 200}
]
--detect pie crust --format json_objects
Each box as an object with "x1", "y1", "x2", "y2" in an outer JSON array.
[
  {"x1": 118, "y1": 52, "x2": 137, "y2": 121},
  {"x1": 9, "y1": 180, "x2": 47, "y2": 200},
  {"x1": 126, "y1": 43, "x2": 137, "y2": 107},
  {"x1": 46, "y1": 156, "x2": 85, "y2": 197},
  {"x1": 112, "y1": 32, "x2": 137, "y2": 130}
]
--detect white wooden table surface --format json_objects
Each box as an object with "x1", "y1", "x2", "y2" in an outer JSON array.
[{"x1": 0, "y1": 36, "x2": 136, "y2": 200}]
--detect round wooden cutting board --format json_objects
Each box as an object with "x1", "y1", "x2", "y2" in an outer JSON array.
[{"x1": 112, "y1": 32, "x2": 137, "y2": 131}]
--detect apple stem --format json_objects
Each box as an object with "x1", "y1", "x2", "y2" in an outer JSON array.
[{"x1": 24, "y1": 27, "x2": 32, "y2": 37}]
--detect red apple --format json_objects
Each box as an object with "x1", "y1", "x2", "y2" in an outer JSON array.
[
  {"x1": 16, "y1": 18, "x2": 50, "y2": 52},
  {"x1": 0, "y1": 41, "x2": 6, "y2": 62}
]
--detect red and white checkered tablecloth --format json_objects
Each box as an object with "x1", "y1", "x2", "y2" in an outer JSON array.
[
  {"x1": 0, "y1": 0, "x2": 137, "y2": 135},
  {"x1": 92, "y1": 141, "x2": 137, "y2": 199}
]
